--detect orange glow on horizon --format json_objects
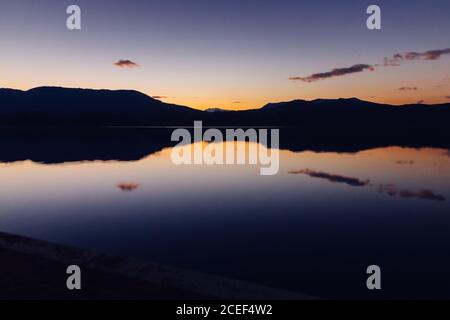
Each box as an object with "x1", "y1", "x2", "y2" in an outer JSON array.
[{"x1": 4, "y1": 83, "x2": 450, "y2": 112}]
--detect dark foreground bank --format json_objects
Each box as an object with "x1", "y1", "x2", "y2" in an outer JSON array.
[{"x1": 0, "y1": 231, "x2": 311, "y2": 300}]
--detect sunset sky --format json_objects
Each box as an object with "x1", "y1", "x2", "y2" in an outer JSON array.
[{"x1": 1, "y1": 0, "x2": 450, "y2": 110}]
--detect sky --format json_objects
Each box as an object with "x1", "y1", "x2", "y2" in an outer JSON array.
[{"x1": 1, "y1": 0, "x2": 450, "y2": 110}]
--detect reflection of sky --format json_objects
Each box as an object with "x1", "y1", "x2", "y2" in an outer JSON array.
[
  {"x1": 1, "y1": 145, "x2": 449, "y2": 237},
  {"x1": 1, "y1": 144, "x2": 450, "y2": 297},
  {"x1": 1, "y1": 0, "x2": 450, "y2": 109}
]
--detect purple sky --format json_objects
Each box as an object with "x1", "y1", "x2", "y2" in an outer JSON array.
[{"x1": 1, "y1": 0, "x2": 450, "y2": 109}]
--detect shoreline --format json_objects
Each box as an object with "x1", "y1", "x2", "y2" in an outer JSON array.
[{"x1": 0, "y1": 231, "x2": 313, "y2": 300}]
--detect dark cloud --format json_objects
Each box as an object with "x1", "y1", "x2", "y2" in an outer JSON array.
[
  {"x1": 412, "y1": 49, "x2": 450, "y2": 60},
  {"x1": 291, "y1": 48, "x2": 450, "y2": 84},
  {"x1": 395, "y1": 160, "x2": 415, "y2": 165},
  {"x1": 434, "y1": 78, "x2": 450, "y2": 89},
  {"x1": 233, "y1": 101, "x2": 241, "y2": 104},
  {"x1": 152, "y1": 96, "x2": 168, "y2": 99},
  {"x1": 117, "y1": 182, "x2": 140, "y2": 192},
  {"x1": 288, "y1": 169, "x2": 370, "y2": 187},
  {"x1": 378, "y1": 184, "x2": 446, "y2": 202},
  {"x1": 398, "y1": 87, "x2": 418, "y2": 91},
  {"x1": 383, "y1": 56, "x2": 402, "y2": 67},
  {"x1": 289, "y1": 64, "x2": 374, "y2": 83},
  {"x1": 417, "y1": 100, "x2": 425, "y2": 104},
  {"x1": 384, "y1": 48, "x2": 450, "y2": 66},
  {"x1": 445, "y1": 96, "x2": 450, "y2": 100},
  {"x1": 114, "y1": 59, "x2": 139, "y2": 68}
]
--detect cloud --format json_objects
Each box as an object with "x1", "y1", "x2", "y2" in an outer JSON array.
[
  {"x1": 290, "y1": 48, "x2": 450, "y2": 85},
  {"x1": 289, "y1": 64, "x2": 374, "y2": 83},
  {"x1": 152, "y1": 96, "x2": 168, "y2": 99},
  {"x1": 117, "y1": 182, "x2": 140, "y2": 192},
  {"x1": 114, "y1": 59, "x2": 139, "y2": 68},
  {"x1": 233, "y1": 101, "x2": 241, "y2": 104},
  {"x1": 445, "y1": 96, "x2": 450, "y2": 100},
  {"x1": 383, "y1": 55, "x2": 403, "y2": 67},
  {"x1": 384, "y1": 48, "x2": 450, "y2": 66},
  {"x1": 409, "y1": 48, "x2": 450, "y2": 60},
  {"x1": 378, "y1": 184, "x2": 446, "y2": 202},
  {"x1": 288, "y1": 169, "x2": 370, "y2": 187},
  {"x1": 417, "y1": 100, "x2": 425, "y2": 104},
  {"x1": 398, "y1": 87, "x2": 418, "y2": 91},
  {"x1": 395, "y1": 160, "x2": 415, "y2": 165},
  {"x1": 434, "y1": 77, "x2": 450, "y2": 88}
]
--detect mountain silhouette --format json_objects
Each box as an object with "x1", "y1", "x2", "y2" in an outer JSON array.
[
  {"x1": 1, "y1": 87, "x2": 450, "y2": 164},
  {"x1": 0, "y1": 87, "x2": 201, "y2": 126},
  {"x1": 1, "y1": 87, "x2": 449, "y2": 148}
]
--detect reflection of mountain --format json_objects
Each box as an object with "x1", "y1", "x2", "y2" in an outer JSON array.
[
  {"x1": 0, "y1": 129, "x2": 173, "y2": 164},
  {"x1": 1, "y1": 87, "x2": 450, "y2": 156},
  {"x1": 1, "y1": 129, "x2": 449, "y2": 165}
]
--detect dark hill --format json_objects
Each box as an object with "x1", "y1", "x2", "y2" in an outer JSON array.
[
  {"x1": 1, "y1": 87, "x2": 450, "y2": 154},
  {"x1": 1, "y1": 87, "x2": 449, "y2": 147},
  {"x1": 0, "y1": 87, "x2": 201, "y2": 126}
]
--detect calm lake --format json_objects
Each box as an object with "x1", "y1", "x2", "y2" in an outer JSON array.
[{"x1": 1, "y1": 130, "x2": 449, "y2": 299}]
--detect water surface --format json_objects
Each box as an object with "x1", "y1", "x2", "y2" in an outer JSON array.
[{"x1": 1, "y1": 136, "x2": 449, "y2": 299}]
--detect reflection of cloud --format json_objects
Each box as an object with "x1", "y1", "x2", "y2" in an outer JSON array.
[
  {"x1": 114, "y1": 59, "x2": 139, "y2": 68},
  {"x1": 378, "y1": 184, "x2": 446, "y2": 202},
  {"x1": 289, "y1": 168, "x2": 447, "y2": 202},
  {"x1": 288, "y1": 169, "x2": 370, "y2": 187},
  {"x1": 398, "y1": 87, "x2": 418, "y2": 91},
  {"x1": 289, "y1": 64, "x2": 374, "y2": 83},
  {"x1": 117, "y1": 182, "x2": 140, "y2": 192}
]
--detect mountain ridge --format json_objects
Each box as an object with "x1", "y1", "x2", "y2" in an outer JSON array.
[{"x1": 1, "y1": 87, "x2": 449, "y2": 132}]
